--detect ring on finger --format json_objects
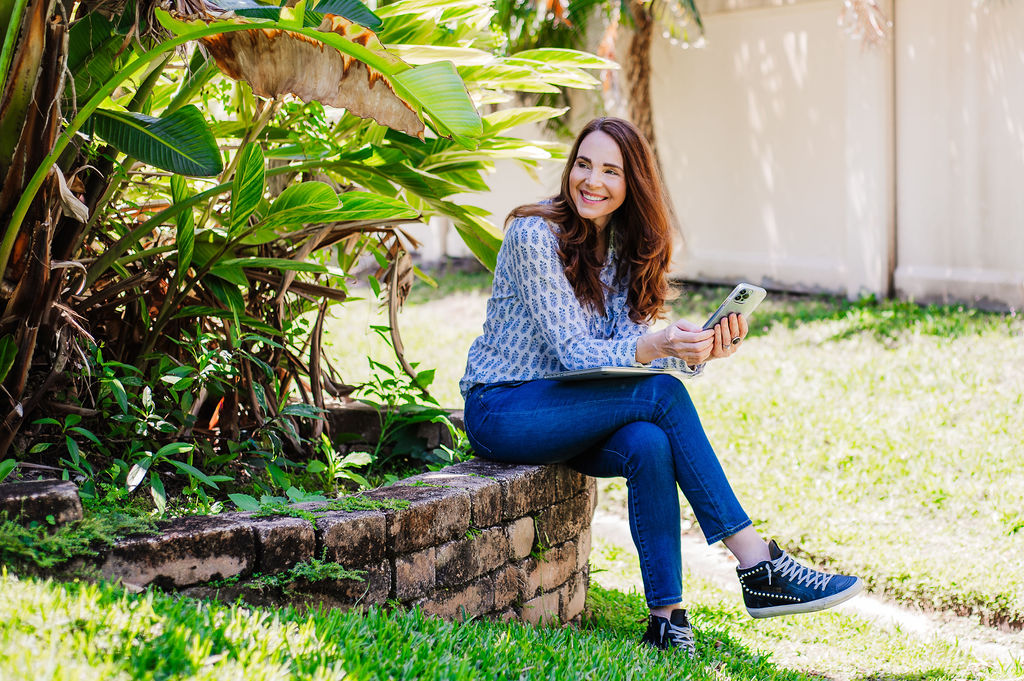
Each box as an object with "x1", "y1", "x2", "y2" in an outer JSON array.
[{"x1": 732, "y1": 337, "x2": 742, "y2": 345}]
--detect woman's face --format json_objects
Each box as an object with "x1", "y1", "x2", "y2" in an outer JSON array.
[{"x1": 568, "y1": 130, "x2": 627, "y2": 229}]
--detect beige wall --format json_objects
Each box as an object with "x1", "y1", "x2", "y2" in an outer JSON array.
[
  {"x1": 653, "y1": 0, "x2": 895, "y2": 297},
  {"x1": 894, "y1": 0, "x2": 1024, "y2": 309},
  {"x1": 432, "y1": 0, "x2": 1024, "y2": 309}
]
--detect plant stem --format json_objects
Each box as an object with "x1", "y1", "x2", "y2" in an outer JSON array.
[{"x1": 0, "y1": 0, "x2": 29, "y2": 105}]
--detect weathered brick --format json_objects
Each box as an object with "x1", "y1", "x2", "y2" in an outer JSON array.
[
  {"x1": 534, "y1": 491, "x2": 590, "y2": 547},
  {"x1": 316, "y1": 509, "x2": 387, "y2": 565},
  {"x1": 506, "y1": 516, "x2": 535, "y2": 560},
  {"x1": 435, "y1": 527, "x2": 510, "y2": 588},
  {"x1": 181, "y1": 559, "x2": 390, "y2": 612},
  {"x1": 0, "y1": 480, "x2": 82, "y2": 527},
  {"x1": 290, "y1": 559, "x2": 391, "y2": 610},
  {"x1": 562, "y1": 570, "x2": 588, "y2": 622},
  {"x1": 99, "y1": 515, "x2": 254, "y2": 588},
  {"x1": 402, "y1": 467, "x2": 502, "y2": 527},
  {"x1": 553, "y1": 466, "x2": 589, "y2": 500},
  {"x1": 362, "y1": 485, "x2": 470, "y2": 554},
  {"x1": 500, "y1": 466, "x2": 560, "y2": 520},
  {"x1": 491, "y1": 563, "x2": 524, "y2": 612},
  {"x1": 586, "y1": 478, "x2": 597, "y2": 518},
  {"x1": 521, "y1": 589, "x2": 560, "y2": 626},
  {"x1": 418, "y1": 577, "x2": 494, "y2": 620},
  {"x1": 517, "y1": 540, "x2": 576, "y2": 599},
  {"x1": 395, "y1": 547, "x2": 435, "y2": 601},
  {"x1": 575, "y1": 527, "x2": 592, "y2": 571},
  {"x1": 248, "y1": 515, "x2": 315, "y2": 574}
]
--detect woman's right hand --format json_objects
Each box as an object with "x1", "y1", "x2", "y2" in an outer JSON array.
[{"x1": 636, "y1": 319, "x2": 715, "y2": 365}]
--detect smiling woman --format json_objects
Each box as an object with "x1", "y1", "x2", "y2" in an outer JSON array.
[{"x1": 457, "y1": 116, "x2": 864, "y2": 658}]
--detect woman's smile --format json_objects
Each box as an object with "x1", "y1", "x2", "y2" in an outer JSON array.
[{"x1": 569, "y1": 130, "x2": 627, "y2": 228}]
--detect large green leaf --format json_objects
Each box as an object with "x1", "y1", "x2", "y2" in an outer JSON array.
[
  {"x1": 311, "y1": 0, "x2": 382, "y2": 28},
  {"x1": 270, "y1": 182, "x2": 340, "y2": 214},
  {"x1": 66, "y1": 12, "x2": 133, "y2": 107},
  {"x1": 390, "y1": 61, "x2": 482, "y2": 145},
  {"x1": 218, "y1": 257, "x2": 328, "y2": 273},
  {"x1": 482, "y1": 106, "x2": 570, "y2": 135},
  {"x1": 170, "y1": 175, "x2": 195, "y2": 286},
  {"x1": 90, "y1": 105, "x2": 223, "y2": 176},
  {"x1": 333, "y1": 192, "x2": 419, "y2": 221},
  {"x1": 387, "y1": 44, "x2": 492, "y2": 66},
  {"x1": 211, "y1": 0, "x2": 383, "y2": 30},
  {"x1": 231, "y1": 143, "x2": 265, "y2": 236},
  {"x1": 438, "y1": 204, "x2": 501, "y2": 271},
  {"x1": 509, "y1": 48, "x2": 618, "y2": 70}
]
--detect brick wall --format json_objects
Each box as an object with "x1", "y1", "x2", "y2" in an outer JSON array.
[{"x1": 87, "y1": 460, "x2": 596, "y2": 624}]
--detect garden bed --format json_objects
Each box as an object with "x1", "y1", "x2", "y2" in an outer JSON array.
[{"x1": 0, "y1": 460, "x2": 596, "y2": 625}]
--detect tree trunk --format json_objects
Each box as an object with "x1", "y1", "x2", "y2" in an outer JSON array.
[
  {"x1": 0, "y1": 0, "x2": 68, "y2": 454},
  {"x1": 626, "y1": 0, "x2": 658, "y2": 165}
]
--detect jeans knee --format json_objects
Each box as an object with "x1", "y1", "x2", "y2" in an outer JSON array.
[
  {"x1": 612, "y1": 422, "x2": 672, "y2": 475},
  {"x1": 636, "y1": 374, "x2": 694, "y2": 417}
]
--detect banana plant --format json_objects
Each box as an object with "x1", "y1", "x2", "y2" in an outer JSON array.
[{"x1": 0, "y1": 0, "x2": 613, "y2": 468}]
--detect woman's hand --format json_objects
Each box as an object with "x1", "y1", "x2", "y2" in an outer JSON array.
[
  {"x1": 708, "y1": 313, "x2": 749, "y2": 360},
  {"x1": 635, "y1": 319, "x2": 715, "y2": 366}
]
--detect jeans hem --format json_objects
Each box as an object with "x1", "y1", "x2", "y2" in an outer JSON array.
[
  {"x1": 647, "y1": 596, "x2": 684, "y2": 608},
  {"x1": 703, "y1": 517, "x2": 753, "y2": 546}
]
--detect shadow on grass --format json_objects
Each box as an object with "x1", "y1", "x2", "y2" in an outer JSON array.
[{"x1": 584, "y1": 584, "x2": 832, "y2": 680}]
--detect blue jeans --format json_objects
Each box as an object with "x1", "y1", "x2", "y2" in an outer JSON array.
[{"x1": 463, "y1": 374, "x2": 751, "y2": 608}]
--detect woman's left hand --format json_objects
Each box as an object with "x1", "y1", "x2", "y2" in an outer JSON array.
[{"x1": 709, "y1": 313, "x2": 749, "y2": 360}]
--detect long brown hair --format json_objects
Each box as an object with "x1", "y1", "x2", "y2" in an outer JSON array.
[{"x1": 507, "y1": 117, "x2": 674, "y2": 324}]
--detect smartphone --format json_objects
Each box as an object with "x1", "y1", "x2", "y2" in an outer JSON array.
[{"x1": 702, "y1": 283, "x2": 767, "y2": 330}]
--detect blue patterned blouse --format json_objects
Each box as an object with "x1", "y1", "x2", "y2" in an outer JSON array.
[{"x1": 459, "y1": 214, "x2": 701, "y2": 398}]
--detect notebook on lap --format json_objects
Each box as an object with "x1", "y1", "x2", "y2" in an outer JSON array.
[{"x1": 546, "y1": 366, "x2": 687, "y2": 381}]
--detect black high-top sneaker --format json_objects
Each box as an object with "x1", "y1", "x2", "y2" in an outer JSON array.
[
  {"x1": 737, "y1": 540, "x2": 864, "y2": 618},
  {"x1": 640, "y1": 608, "x2": 695, "y2": 655}
]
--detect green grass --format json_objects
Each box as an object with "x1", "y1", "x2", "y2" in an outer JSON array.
[
  {"x1": 588, "y1": 537, "x2": 1023, "y2": 681},
  {"x1": 0, "y1": 572, "x2": 824, "y2": 680},
  {"x1": 2, "y1": 566, "x2": 1019, "y2": 681},
  {"x1": 325, "y1": 273, "x2": 1024, "y2": 627}
]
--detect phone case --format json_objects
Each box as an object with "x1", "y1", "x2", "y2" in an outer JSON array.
[{"x1": 702, "y1": 283, "x2": 767, "y2": 330}]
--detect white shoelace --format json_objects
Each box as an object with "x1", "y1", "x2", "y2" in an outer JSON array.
[
  {"x1": 768, "y1": 552, "x2": 834, "y2": 590},
  {"x1": 665, "y1": 621, "x2": 695, "y2": 651}
]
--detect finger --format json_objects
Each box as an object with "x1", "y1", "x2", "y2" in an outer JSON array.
[
  {"x1": 738, "y1": 314, "x2": 749, "y2": 340},
  {"x1": 674, "y1": 318, "x2": 703, "y2": 333},
  {"x1": 679, "y1": 328, "x2": 715, "y2": 343},
  {"x1": 728, "y1": 314, "x2": 741, "y2": 345}
]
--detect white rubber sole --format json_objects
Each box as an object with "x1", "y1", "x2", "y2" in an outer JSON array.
[{"x1": 746, "y1": 577, "x2": 865, "y2": 619}]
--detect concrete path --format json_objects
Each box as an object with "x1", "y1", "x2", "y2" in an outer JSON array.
[{"x1": 591, "y1": 510, "x2": 1024, "y2": 667}]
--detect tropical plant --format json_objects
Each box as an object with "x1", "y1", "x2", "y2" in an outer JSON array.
[{"x1": 0, "y1": 0, "x2": 609, "y2": 504}]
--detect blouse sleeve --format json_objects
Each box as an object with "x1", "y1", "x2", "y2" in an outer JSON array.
[{"x1": 505, "y1": 217, "x2": 639, "y2": 370}]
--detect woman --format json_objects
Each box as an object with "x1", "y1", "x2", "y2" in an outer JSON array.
[{"x1": 459, "y1": 117, "x2": 862, "y2": 654}]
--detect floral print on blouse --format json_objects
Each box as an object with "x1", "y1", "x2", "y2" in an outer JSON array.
[{"x1": 460, "y1": 214, "x2": 701, "y2": 398}]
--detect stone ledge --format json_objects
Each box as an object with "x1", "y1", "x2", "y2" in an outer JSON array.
[
  {"x1": 20, "y1": 459, "x2": 596, "y2": 626},
  {"x1": 99, "y1": 515, "x2": 255, "y2": 588},
  {"x1": 0, "y1": 480, "x2": 83, "y2": 527}
]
